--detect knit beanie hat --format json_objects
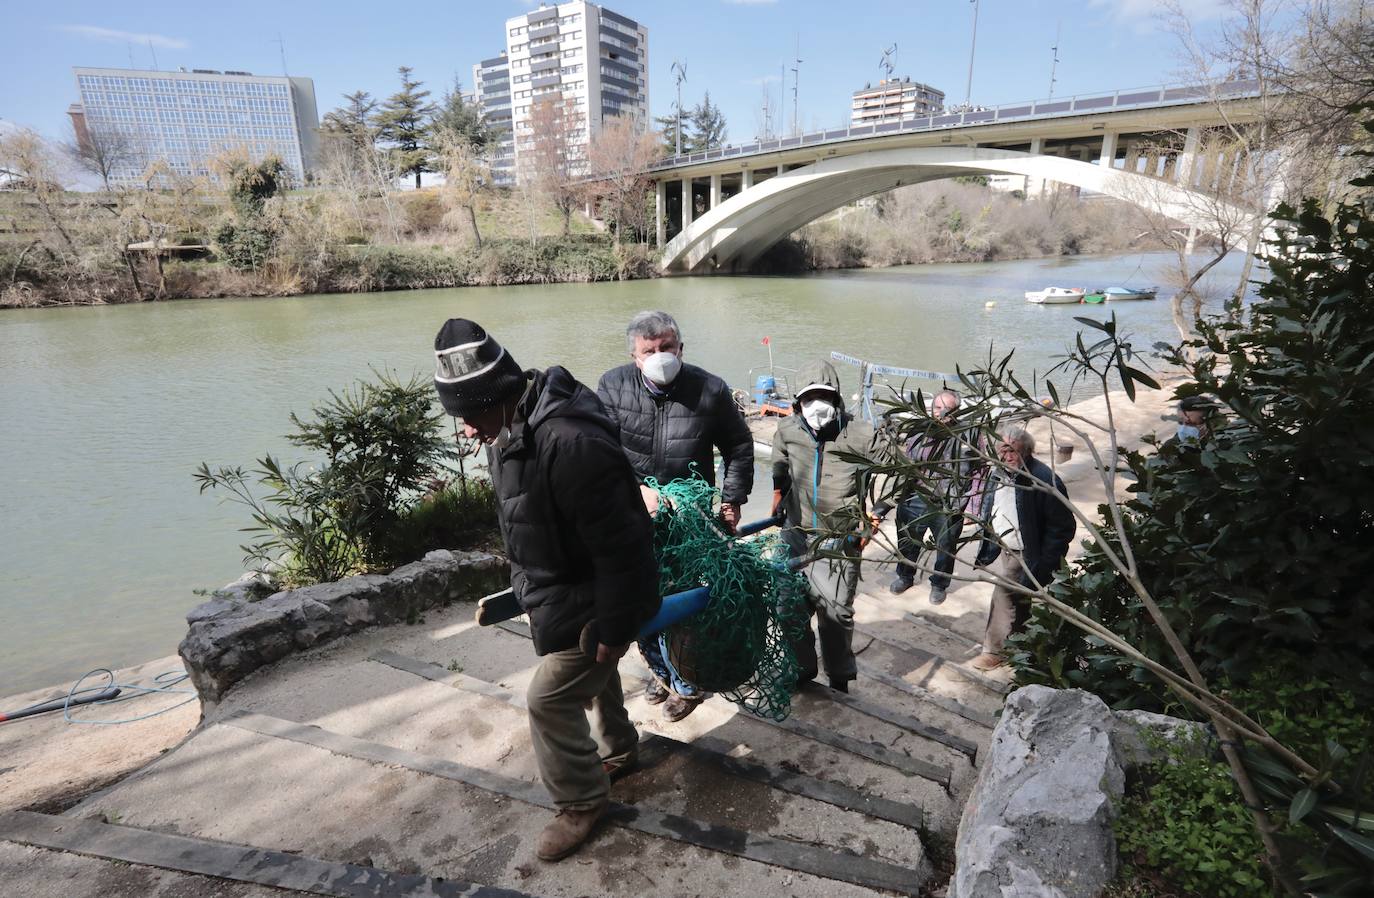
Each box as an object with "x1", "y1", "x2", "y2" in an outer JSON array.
[{"x1": 432, "y1": 318, "x2": 526, "y2": 417}]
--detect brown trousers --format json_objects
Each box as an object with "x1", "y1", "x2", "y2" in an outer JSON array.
[
  {"x1": 526, "y1": 636, "x2": 639, "y2": 810},
  {"x1": 983, "y1": 550, "x2": 1031, "y2": 656}
]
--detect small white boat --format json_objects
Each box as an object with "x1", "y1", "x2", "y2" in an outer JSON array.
[
  {"x1": 1025, "y1": 286, "x2": 1086, "y2": 304},
  {"x1": 1103, "y1": 286, "x2": 1158, "y2": 301}
]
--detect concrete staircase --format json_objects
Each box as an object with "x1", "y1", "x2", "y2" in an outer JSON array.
[{"x1": 1, "y1": 558, "x2": 1010, "y2": 898}]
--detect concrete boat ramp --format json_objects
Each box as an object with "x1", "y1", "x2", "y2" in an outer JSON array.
[{"x1": 0, "y1": 568, "x2": 1010, "y2": 898}]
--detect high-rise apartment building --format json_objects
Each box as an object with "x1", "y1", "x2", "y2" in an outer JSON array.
[
  {"x1": 501, "y1": 1, "x2": 648, "y2": 183},
  {"x1": 472, "y1": 53, "x2": 516, "y2": 187},
  {"x1": 850, "y1": 78, "x2": 944, "y2": 126},
  {"x1": 70, "y1": 66, "x2": 320, "y2": 186}
]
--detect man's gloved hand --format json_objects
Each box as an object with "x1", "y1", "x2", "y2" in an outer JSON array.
[
  {"x1": 771, "y1": 489, "x2": 784, "y2": 517},
  {"x1": 719, "y1": 501, "x2": 741, "y2": 533}
]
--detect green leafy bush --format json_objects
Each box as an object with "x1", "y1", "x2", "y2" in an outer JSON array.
[
  {"x1": 196, "y1": 371, "x2": 496, "y2": 587},
  {"x1": 1115, "y1": 737, "x2": 1269, "y2": 898},
  {"x1": 1009, "y1": 169, "x2": 1374, "y2": 711}
]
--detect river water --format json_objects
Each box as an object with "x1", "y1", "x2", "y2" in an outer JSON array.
[{"x1": 0, "y1": 250, "x2": 1257, "y2": 693}]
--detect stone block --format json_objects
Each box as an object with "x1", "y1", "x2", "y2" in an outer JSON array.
[
  {"x1": 1111, "y1": 709, "x2": 1210, "y2": 768},
  {"x1": 951, "y1": 686, "x2": 1123, "y2": 898}
]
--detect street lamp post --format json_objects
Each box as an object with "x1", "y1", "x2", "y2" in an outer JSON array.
[{"x1": 964, "y1": 0, "x2": 980, "y2": 109}]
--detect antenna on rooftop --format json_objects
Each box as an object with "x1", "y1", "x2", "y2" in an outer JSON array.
[
  {"x1": 147, "y1": 39, "x2": 160, "y2": 71},
  {"x1": 879, "y1": 43, "x2": 897, "y2": 79},
  {"x1": 273, "y1": 33, "x2": 289, "y2": 76},
  {"x1": 1048, "y1": 22, "x2": 1061, "y2": 100}
]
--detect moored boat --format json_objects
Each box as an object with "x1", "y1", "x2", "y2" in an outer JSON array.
[
  {"x1": 1103, "y1": 286, "x2": 1157, "y2": 301},
  {"x1": 1082, "y1": 292, "x2": 1106, "y2": 304},
  {"x1": 1025, "y1": 286, "x2": 1086, "y2": 304}
]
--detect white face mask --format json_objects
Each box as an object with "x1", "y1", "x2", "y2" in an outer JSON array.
[
  {"x1": 641, "y1": 351, "x2": 682, "y2": 387},
  {"x1": 801, "y1": 398, "x2": 838, "y2": 432}
]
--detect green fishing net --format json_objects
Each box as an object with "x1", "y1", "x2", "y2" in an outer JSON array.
[{"x1": 645, "y1": 475, "x2": 811, "y2": 721}]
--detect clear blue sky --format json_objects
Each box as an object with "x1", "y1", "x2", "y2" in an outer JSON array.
[{"x1": 1, "y1": 0, "x2": 1231, "y2": 143}]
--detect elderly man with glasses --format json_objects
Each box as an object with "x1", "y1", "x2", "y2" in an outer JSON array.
[{"x1": 969, "y1": 424, "x2": 1076, "y2": 670}]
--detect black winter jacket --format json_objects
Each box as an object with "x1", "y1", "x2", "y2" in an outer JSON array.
[
  {"x1": 596, "y1": 362, "x2": 754, "y2": 504},
  {"x1": 974, "y1": 456, "x2": 1077, "y2": 588},
  {"x1": 489, "y1": 366, "x2": 662, "y2": 656}
]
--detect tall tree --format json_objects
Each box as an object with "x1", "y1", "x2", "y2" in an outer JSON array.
[
  {"x1": 373, "y1": 67, "x2": 436, "y2": 189},
  {"x1": 65, "y1": 124, "x2": 137, "y2": 192},
  {"x1": 431, "y1": 78, "x2": 493, "y2": 155},
  {"x1": 321, "y1": 90, "x2": 378, "y2": 153},
  {"x1": 520, "y1": 97, "x2": 584, "y2": 235},
  {"x1": 686, "y1": 92, "x2": 727, "y2": 154},
  {"x1": 654, "y1": 111, "x2": 684, "y2": 157},
  {"x1": 586, "y1": 115, "x2": 659, "y2": 247}
]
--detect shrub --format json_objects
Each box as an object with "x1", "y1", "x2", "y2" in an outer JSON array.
[
  {"x1": 401, "y1": 190, "x2": 445, "y2": 234},
  {"x1": 1115, "y1": 736, "x2": 1269, "y2": 898},
  {"x1": 213, "y1": 220, "x2": 277, "y2": 272},
  {"x1": 195, "y1": 370, "x2": 495, "y2": 587}
]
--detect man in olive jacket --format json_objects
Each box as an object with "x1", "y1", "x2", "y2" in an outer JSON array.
[
  {"x1": 433, "y1": 318, "x2": 661, "y2": 862},
  {"x1": 771, "y1": 360, "x2": 876, "y2": 692},
  {"x1": 597, "y1": 310, "x2": 754, "y2": 721}
]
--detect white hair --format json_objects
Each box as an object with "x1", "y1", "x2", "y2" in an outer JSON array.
[
  {"x1": 625, "y1": 310, "x2": 681, "y2": 352},
  {"x1": 997, "y1": 424, "x2": 1035, "y2": 456}
]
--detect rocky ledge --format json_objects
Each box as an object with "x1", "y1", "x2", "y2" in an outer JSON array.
[{"x1": 178, "y1": 550, "x2": 508, "y2": 705}]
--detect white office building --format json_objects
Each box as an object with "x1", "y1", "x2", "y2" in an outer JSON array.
[
  {"x1": 850, "y1": 77, "x2": 944, "y2": 126},
  {"x1": 70, "y1": 66, "x2": 320, "y2": 186},
  {"x1": 502, "y1": 1, "x2": 648, "y2": 183}
]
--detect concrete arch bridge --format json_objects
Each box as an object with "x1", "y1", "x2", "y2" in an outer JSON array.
[{"x1": 651, "y1": 81, "x2": 1266, "y2": 274}]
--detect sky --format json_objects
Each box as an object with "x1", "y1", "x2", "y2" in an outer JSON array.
[{"x1": 0, "y1": 0, "x2": 1235, "y2": 144}]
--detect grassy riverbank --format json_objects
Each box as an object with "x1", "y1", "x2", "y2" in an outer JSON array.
[{"x1": 2, "y1": 178, "x2": 1161, "y2": 309}]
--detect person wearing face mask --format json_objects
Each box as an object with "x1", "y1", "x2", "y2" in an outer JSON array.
[
  {"x1": 596, "y1": 310, "x2": 755, "y2": 722},
  {"x1": 770, "y1": 360, "x2": 878, "y2": 693},
  {"x1": 433, "y1": 318, "x2": 661, "y2": 863}
]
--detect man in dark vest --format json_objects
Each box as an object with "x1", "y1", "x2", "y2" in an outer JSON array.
[
  {"x1": 597, "y1": 310, "x2": 754, "y2": 721},
  {"x1": 433, "y1": 318, "x2": 660, "y2": 862}
]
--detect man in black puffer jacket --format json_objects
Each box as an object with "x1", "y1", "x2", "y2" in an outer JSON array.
[
  {"x1": 433, "y1": 319, "x2": 660, "y2": 863},
  {"x1": 597, "y1": 310, "x2": 755, "y2": 722}
]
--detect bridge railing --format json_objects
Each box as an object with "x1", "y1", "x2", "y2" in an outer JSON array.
[{"x1": 649, "y1": 79, "x2": 1261, "y2": 173}]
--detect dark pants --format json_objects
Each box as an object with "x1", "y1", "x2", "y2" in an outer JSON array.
[
  {"x1": 895, "y1": 496, "x2": 959, "y2": 590},
  {"x1": 783, "y1": 527, "x2": 860, "y2": 686}
]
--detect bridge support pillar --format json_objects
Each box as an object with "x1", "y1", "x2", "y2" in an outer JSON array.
[
  {"x1": 1099, "y1": 131, "x2": 1118, "y2": 169},
  {"x1": 710, "y1": 173, "x2": 722, "y2": 210},
  {"x1": 655, "y1": 179, "x2": 666, "y2": 248},
  {"x1": 1026, "y1": 137, "x2": 1046, "y2": 197},
  {"x1": 1176, "y1": 126, "x2": 1200, "y2": 187},
  {"x1": 742, "y1": 168, "x2": 754, "y2": 190},
  {"x1": 680, "y1": 178, "x2": 693, "y2": 231}
]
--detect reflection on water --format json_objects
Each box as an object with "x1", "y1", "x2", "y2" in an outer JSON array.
[{"x1": 0, "y1": 250, "x2": 1258, "y2": 692}]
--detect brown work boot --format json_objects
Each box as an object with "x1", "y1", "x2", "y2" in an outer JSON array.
[
  {"x1": 969, "y1": 652, "x2": 1006, "y2": 671},
  {"x1": 662, "y1": 694, "x2": 703, "y2": 722},
  {"x1": 535, "y1": 801, "x2": 608, "y2": 861}
]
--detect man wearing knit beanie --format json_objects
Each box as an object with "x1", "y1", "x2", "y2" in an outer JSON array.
[{"x1": 433, "y1": 318, "x2": 661, "y2": 862}]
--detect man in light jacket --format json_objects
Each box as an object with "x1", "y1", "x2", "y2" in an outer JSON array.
[{"x1": 771, "y1": 360, "x2": 876, "y2": 692}]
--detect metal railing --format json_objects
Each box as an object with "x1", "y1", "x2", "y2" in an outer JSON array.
[{"x1": 650, "y1": 79, "x2": 1262, "y2": 173}]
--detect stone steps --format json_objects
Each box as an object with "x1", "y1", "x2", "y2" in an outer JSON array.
[{"x1": 27, "y1": 588, "x2": 1008, "y2": 897}]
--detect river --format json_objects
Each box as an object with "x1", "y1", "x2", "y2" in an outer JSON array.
[{"x1": 0, "y1": 250, "x2": 1258, "y2": 694}]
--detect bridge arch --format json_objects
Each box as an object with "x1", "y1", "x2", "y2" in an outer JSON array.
[{"x1": 660, "y1": 146, "x2": 1257, "y2": 274}]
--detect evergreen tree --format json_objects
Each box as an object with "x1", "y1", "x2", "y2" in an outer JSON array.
[
  {"x1": 373, "y1": 67, "x2": 436, "y2": 189},
  {"x1": 320, "y1": 90, "x2": 378, "y2": 152},
  {"x1": 686, "y1": 92, "x2": 727, "y2": 153},
  {"x1": 431, "y1": 78, "x2": 493, "y2": 154},
  {"x1": 655, "y1": 110, "x2": 685, "y2": 156}
]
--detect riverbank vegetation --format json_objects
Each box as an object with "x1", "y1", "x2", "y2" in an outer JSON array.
[{"x1": 195, "y1": 371, "x2": 498, "y2": 590}]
